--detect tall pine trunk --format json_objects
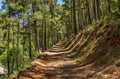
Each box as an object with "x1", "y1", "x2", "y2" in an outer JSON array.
[
  {"x1": 32, "y1": 3, "x2": 40, "y2": 53},
  {"x1": 42, "y1": 20, "x2": 47, "y2": 51},
  {"x1": 107, "y1": 0, "x2": 112, "y2": 13},
  {"x1": 93, "y1": 0, "x2": 101, "y2": 20},
  {"x1": 28, "y1": 17, "x2": 32, "y2": 59},
  {"x1": 6, "y1": 18, "x2": 10, "y2": 76},
  {"x1": 118, "y1": 0, "x2": 120, "y2": 11},
  {"x1": 73, "y1": 0, "x2": 77, "y2": 35},
  {"x1": 16, "y1": 22, "x2": 20, "y2": 70},
  {"x1": 86, "y1": 0, "x2": 92, "y2": 24}
]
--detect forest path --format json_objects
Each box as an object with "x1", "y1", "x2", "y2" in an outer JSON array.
[
  {"x1": 17, "y1": 44, "x2": 93, "y2": 79},
  {"x1": 17, "y1": 44, "x2": 120, "y2": 79}
]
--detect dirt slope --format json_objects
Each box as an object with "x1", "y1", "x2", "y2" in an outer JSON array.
[
  {"x1": 17, "y1": 45, "x2": 120, "y2": 79},
  {"x1": 17, "y1": 18, "x2": 120, "y2": 79}
]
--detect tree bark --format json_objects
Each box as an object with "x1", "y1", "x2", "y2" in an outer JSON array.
[
  {"x1": 32, "y1": 3, "x2": 40, "y2": 53},
  {"x1": 118, "y1": 0, "x2": 120, "y2": 11},
  {"x1": 93, "y1": 0, "x2": 97, "y2": 20},
  {"x1": 16, "y1": 22, "x2": 20, "y2": 70},
  {"x1": 28, "y1": 21, "x2": 32, "y2": 59},
  {"x1": 6, "y1": 18, "x2": 10, "y2": 77},
  {"x1": 72, "y1": 0, "x2": 77, "y2": 35},
  {"x1": 93, "y1": 0, "x2": 101, "y2": 20},
  {"x1": 107, "y1": 0, "x2": 112, "y2": 13},
  {"x1": 86, "y1": 0, "x2": 92, "y2": 24},
  {"x1": 96, "y1": 0, "x2": 101, "y2": 19},
  {"x1": 42, "y1": 20, "x2": 47, "y2": 51},
  {"x1": 78, "y1": 0, "x2": 84, "y2": 30}
]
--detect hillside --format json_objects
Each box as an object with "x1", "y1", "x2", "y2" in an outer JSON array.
[
  {"x1": 17, "y1": 17, "x2": 120, "y2": 79},
  {"x1": 0, "y1": 0, "x2": 120, "y2": 79}
]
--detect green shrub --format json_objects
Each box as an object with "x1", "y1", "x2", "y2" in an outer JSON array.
[{"x1": 113, "y1": 19, "x2": 120, "y2": 35}]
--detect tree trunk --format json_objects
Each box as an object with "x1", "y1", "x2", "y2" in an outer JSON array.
[
  {"x1": 93, "y1": 0, "x2": 101, "y2": 20},
  {"x1": 86, "y1": 0, "x2": 92, "y2": 24},
  {"x1": 16, "y1": 23, "x2": 20, "y2": 70},
  {"x1": 6, "y1": 18, "x2": 10, "y2": 76},
  {"x1": 96, "y1": 0, "x2": 101, "y2": 19},
  {"x1": 107, "y1": 0, "x2": 112, "y2": 13},
  {"x1": 42, "y1": 20, "x2": 47, "y2": 51},
  {"x1": 70, "y1": 0, "x2": 73, "y2": 34},
  {"x1": 28, "y1": 18, "x2": 32, "y2": 59},
  {"x1": 93, "y1": 0, "x2": 96, "y2": 20},
  {"x1": 32, "y1": 3, "x2": 40, "y2": 53},
  {"x1": 44, "y1": 20, "x2": 47, "y2": 50},
  {"x1": 22, "y1": 42, "x2": 25, "y2": 66},
  {"x1": 78, "y1": 0, "x2": 84, "y2": 30},
  {"x1": 118, "y1": 0, "x2": 120, "y2": 11},
  {"x1": 11, "y1": 25, "x2": 15, "y2": 73},
  {"x1": 28, "y1": 31, "x2": 32, "y2": 59},
  {"x1": 72, "y1": 0, "x2": 77, "y2": 35}
]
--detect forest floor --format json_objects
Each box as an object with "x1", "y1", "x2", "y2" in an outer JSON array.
[{"x1": 17, "y1": 42, "x2": 120, "y2": 79}]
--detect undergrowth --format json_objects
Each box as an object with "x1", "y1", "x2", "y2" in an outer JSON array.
[
  {"x1": 5, "y1": 61, "x2": 31, "y2": 79},
  {"x1": 113, "y1": 19, "x2": 120, "y2": 35}
]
